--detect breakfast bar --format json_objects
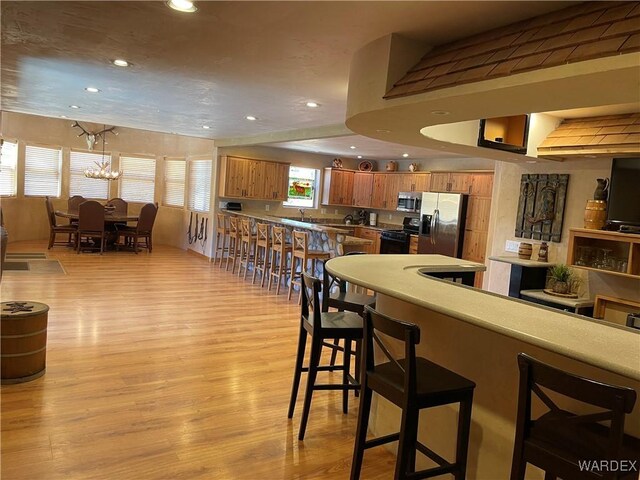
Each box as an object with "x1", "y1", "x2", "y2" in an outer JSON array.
[{"x1": 326, "y1": 254, "x2": 640, "y2": 479}]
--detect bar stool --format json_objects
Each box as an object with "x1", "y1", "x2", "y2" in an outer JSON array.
[
  {"x1": 213, "y1": 213, "x2": 230, "y2": 268},
  {"x1": 268, "y1": 226, "x2": 292, "y2": 295},
  {"x1": 510, "y1": 353, "x2": 640, "y2": 480},
  {"x1": 288, "y1": 230, "x2": 331, "y2": 303},
  {"x1": 287, "y1": 273, "x2": 363, "y2": 440},
  {"x1": 225, "y1": 216, "x2": 242, "y2": 274},
  {"x1": 252, "y1": 222, "x2": 270, "y2": 286},
  {"x1": 238, "y1": 218, "x2": 257, "y2": 280},
  {"x1": 351, "y1": 305, "x2": 476, "y2": 480}
]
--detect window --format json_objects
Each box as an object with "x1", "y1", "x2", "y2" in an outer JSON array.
[
  {"x1": 283, "y1": 166, "x2": 319, "y2": 208},
  {"x1": 163, "y1": 159, "x2": 186, "y2": 207},
  {"x1": 24, "y1": 145, "x2": 61, "y2": 197},
  {"x1": 0, "y1": 141, "x2": 18, "y2": 196},
  {"x1": 119, "y1": 156, "x2": 156, "y2": 203},
  {"x1": 70, "y1": 151, "x2": 109, "y2": 199},
  {"x1": 187, "y1": 159, "x2": 212, "y2": 212}
]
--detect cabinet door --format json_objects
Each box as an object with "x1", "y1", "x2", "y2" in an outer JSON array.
[
  {"x1": 430, "y1": 173, "x2": 450, "y2": 192},
  {"x1": 327, "y1": 170, "x2": 343, "y2": 205},
  {"x1": 413, "y1": 173, "x2": 431, "y2": 192},
  {"x1": 470, "y1": 173, "x2": 494, "y2": 197},
  {"x1": 246, "y1": 160, "x2": 266, "y2": 198},
  {"x1": 340, "y1": 170, "x2": 355, "y2": 205},
  {"x1": 466, "y1": 196, "x2": 492, "y2": 232},
  {"x1": 371, "y1": 174, "x2": 387, "y2": 209},
  {"x1": 462, "y1": 229, "x2": 488, "y2": 263},
  {"x1": 409, "y1": 235, "x2": 418, "y2": 254},
  {"x1": 223, "y1": 157, "x2": 250, "y2": 197},
  {"x1": 384, "y1": 174, "x2": 402, "y2": 210},
  {"x1": 449, "y1": 173, "x2": 471, "y2": 193},
  {"x1": 353, "y1": 173, "x2": 373, "y2": 207},
  {"x1": 398, "y1": 174, "x2": 414, "y2": 192},
  {"x1": 264, "y1": 162, "x2": 290, "y2": 200}
]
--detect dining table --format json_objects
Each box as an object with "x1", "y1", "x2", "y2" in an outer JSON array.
[{"x1": 55, "y1": 209, "x2": 139, "y2": 248}]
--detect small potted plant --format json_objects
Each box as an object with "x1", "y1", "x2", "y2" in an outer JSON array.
[{"x1": 547, "y1": 264, "x2": 581, "y2": 295}]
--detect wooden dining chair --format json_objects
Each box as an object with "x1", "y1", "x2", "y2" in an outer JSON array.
[
  {"x1": 77, "y1": 200, "x2": 106, "y2": 254},
  {"x1": 106, "y1": 198, "x2": 128, "y2": 214},
  {"x1": 115, "y1": 203, "x2": 157, "y2": 253},
  {"x1": 67, "y1": 195, "x2": 85, "y2": 213},
  {"x1": 45, "y1": 197, "x2": 77, "y2": 249}
]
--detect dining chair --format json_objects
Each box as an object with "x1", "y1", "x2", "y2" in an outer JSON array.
[
  {"x1": 67, "y1": 195, "x2": 85, "y2": 213},
  {"x1": 45, "y1": 197, "x2": 77, "y2": 249},
  {"x1": 115, "y1": 203, "x2": 158, "y2": 253},
  {"x1": 107, "y1": 197, "x2": 128, "y2": 214},
  {"x1": 76, "y1": 200, "x2": 106, "y2": 254}
]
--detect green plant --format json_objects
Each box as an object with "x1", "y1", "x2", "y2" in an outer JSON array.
[{"x1": 549, "y1": 263, "x2": 572, "y2": 283}]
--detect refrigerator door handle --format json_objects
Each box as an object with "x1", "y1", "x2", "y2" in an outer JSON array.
[{"x1": 431, "y1": 209, "x2": 438, "y2": 244}]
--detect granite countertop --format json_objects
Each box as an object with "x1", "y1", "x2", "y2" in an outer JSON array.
[
  {"x1": 489, "y1": 255, "x2": 552, "y2": 268},
  {"x1": 325, "y1": 254, "x2": 640, "y2": 381}
]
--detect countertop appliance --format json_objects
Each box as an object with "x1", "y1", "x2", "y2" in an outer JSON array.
[
  {"x1": 380, "y1": 217, "x2": 420, "y2": 254},
  {"x1": 418, "y1": 192, "x2": 467, "y2": 257},
  {"x1": 396, "y1": 192, "x2": 422, "y2": 213}
]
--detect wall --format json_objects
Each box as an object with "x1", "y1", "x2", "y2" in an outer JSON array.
[
  {"x1": 486, "y1": 158, "x2": 640, "y2": 303},
  {"x1": 0, "y1": 111, "x2": 216, "y2": 250}
]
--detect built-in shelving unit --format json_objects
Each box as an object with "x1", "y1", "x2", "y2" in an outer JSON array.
[
  {"x1": 477, "y1": 115, "x2": 530, "y2": 154},
  {"x1": 567, "y1": 228, "x2": 640, "y2": 279}
]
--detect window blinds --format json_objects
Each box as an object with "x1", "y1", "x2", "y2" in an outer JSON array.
[
  {"x1": 0, "y1": 141, "x2": 18, "y2": 196},
  {"x1": 24, "y1": 145, "x2": 61, "y2": 197},
  {"x1": 119, "y1": 156, "x2": 156, "y2": 203},
  {"x1": 70, "y1": 151, "x2": 109, "y2": 199},
  {"x1": 187, "y1": 159, "x2": 212, "y2": 212},
  {"x1": 163, "y1": 159, "x2": 186, "y2": 207}
]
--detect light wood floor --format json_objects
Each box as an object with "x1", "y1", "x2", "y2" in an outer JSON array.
[{"x1": 1, "y1": 242, "x2": 396, "y2": 480}]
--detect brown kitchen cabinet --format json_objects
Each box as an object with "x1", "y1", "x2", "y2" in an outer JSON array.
[
  {"x1": 322, "y1": 168, "x2": 354, "y2": 206},
  {"x1": 470, "y1": 173, "x2": 494, "y2": 197},
  {"x1": 354, "y1": 226, "x2": 381, "y2": 254},
  {"x1": 430, "y1": 172, "x2": 471, "y2": 193},
  {"x1": 399, "y1": 173, "x2": 431, "y2": 192},
  {"x1": 353, "y1": 172, "x2": 373, "y2": 207},
  {"x1": 409, "y1": 235, "x2": 418, "y2": 254},
  {"x1": 219, "y1": 155, "x2": 290, "y2": 200},
  {"x1": 370, "y1": 173, "x2": 388, "y2": 209}
]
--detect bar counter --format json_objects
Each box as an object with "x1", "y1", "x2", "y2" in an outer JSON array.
[{"x1": 325, "y1": 254, "x2": 640, "y2": 479}]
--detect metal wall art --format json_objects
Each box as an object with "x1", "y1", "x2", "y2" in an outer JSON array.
[{"x1": 515, "y1": 174, "x2": 569, "y2": 243}]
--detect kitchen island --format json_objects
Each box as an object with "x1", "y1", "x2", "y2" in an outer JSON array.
[{"x1": 326, "y1": 254, "x2": 640, "y2": 480}]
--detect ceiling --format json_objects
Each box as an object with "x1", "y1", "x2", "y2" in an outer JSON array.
[{"x1": 1, "y1": 1, "x2": 577, "y2": 159}]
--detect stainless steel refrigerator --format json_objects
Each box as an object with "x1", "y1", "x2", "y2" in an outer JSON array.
[{"x1": 418, "y1": 192, "x2": 468, "y2": 257}]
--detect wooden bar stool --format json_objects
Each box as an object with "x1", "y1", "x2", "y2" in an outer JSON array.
[
  {"x1": 238, "y1": 218, "x2": 257, "y2": 280},
  {"x1": 510, "y1": 353, "x2": 640, "y2": 480},
  {"x1": 267, "y1": 226, "x2": 292, "y2": 295},
  {"x1": 225, "y1": 216, "x2": 242, "y2": 274},
  {"x1": 252, "y1": 222, "x2": 271, "y2": 286},
  {"x1": 288, "y1": 230, "x2": 330, "y2": 303},
  {"x1": 213, "y1": 213, "x2": 230, "y2": 268},
  {"x1": 287, "y1": 273, "x2": 363, "y2": 440},
  {"x1": 351, "y1": 306, "x2": 476, "y2": 480}
]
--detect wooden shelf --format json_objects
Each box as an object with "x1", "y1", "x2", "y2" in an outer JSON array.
[{"x1": 567, "y1": 228, "x2": 640, "y2": 279}]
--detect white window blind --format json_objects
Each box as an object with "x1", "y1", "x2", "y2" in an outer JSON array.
[
  {"x1": 0, "y1": 141, "x2": 18, "y2": 196},
  {"x1": 24, "y1": 145, "x2": 61, "y2": 197},
  {"x1": 188, "y1": 159, "x2": 212, "y2": 212},
  {"x1": 119, "y1": 156, "x2": 156, "y2": 203},
  {"x1": 70, "y1": 151, "x2": 109, "y2": 199},
  {"x1": 163, "y1": 159, "x2": 186, "y2": 207}
]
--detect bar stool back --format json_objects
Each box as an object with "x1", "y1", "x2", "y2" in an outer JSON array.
[
  {"x1": 238, "y1": 219, "x2": 257, "y2": 279},
  {"x1": 288, "y1": 230, "x2": 330, "y2": 303},
  {"x1": 252, "y1": 223, "x2": 270, "y2": 286},
  {"x1": 511, "y1": 353, "x2": 640, "y2": 480},
  {"x1": 225, "y1": 216, "x2": 242, "y2": 273},
  {"x1": 351, "y1": 305, "x2": 476, "y2": 480},
  {"x1": 214, "y1": 213, "x2": 229, "y2": 268},
  {"x1": 268, "y1": 226, "x2": 292, "y2": 295},
  {"x1": 287, "y1": 273, "x2": 363, "y2": 440}
]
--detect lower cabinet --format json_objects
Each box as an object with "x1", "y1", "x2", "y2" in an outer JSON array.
[
  {"x1": 409, "y1": 235, "x2": 418, "y2": 254},
  {"x1": 354, "y1": 227, "x2": 381, "y2": 254}
]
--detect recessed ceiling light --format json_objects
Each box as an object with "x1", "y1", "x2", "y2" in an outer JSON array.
[
  {"x1": 357, "y1": 155, "x2": 362, "y2": 159},
  {"x1": 376, "y1": 129, "x2": 391, "y2": 133},
  {"x1": 167, "y1": 0, "x2": 197, "y2": 12},
  {"x1": 431, "y1": 110, "x2": 450, "y2": 115},
  {"x1": 402, "y1": 153, "x2": 409, "y2": 158},
  {"x1": 246, "y1": 115, "x2": 257, "y2": 121},
  {"x1": 306, "y1": 101, "x2": 319, "y2": 108},
  {"x1": 112, "y1": 59, "x2": 130, "y2": 67},
  {"x1": 350, "y1": 146, "x2": 356, "y2": 150},
  {"x1": 85, "y1": 87, "x2": 100, "y2": 93},
  {"x1": 202, "y1": 125, "x2": 210, "y2": 129},
  {"x1": 69, "y1": 105, "x2": 80, "y2": 109}
]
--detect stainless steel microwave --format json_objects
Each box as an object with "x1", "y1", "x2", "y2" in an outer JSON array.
[{"x1": 397, "y1": 192, "x2": 422, "y2": 212}]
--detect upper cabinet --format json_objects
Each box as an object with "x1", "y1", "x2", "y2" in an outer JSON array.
[
  {"x1": 353, "y1": 172, "x2": 373, "y2": 208},
  {"x1": 219, "y1": 156, "x2": 290, "y2": 201},
  {"x1": 430, "y1": 172, "x2": 471, "y2": 193},
  {"x1": 322, "y1": 168, "x2": 354, "y2": 206},
  {"x1": 469, "y1": 173, "x2": 494, "y2": 197},
  {"x1": 398, "y1": 173, "x2": 431, "y2": 192}
]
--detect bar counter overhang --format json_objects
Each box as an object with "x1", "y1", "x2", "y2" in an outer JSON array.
[{"x1": 326, "y1": 254, "x2": 640, "y2": 480}]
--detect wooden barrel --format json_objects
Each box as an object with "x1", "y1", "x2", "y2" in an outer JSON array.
[
  {"x1": 1, "y1": 301, "x2": 49, "y2": 384},
  {"x1": 518, "y1": 242, "x2": 533, "y2": 259},
  {"x1": 584, "y1": 200, "x2": 607, "y2": 230}
]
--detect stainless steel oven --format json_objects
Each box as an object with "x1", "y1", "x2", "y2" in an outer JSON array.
[{"x1": 396, "y1": 192, "x2": 422, "y2": 213}]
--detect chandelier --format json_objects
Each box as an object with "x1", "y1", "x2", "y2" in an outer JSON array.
[{"x1": 78, "y1": 123, "x2": 122, "y2": 180}]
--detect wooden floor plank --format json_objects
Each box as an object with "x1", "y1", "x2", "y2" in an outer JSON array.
[{"x1": 1, "y1": 242, "x2": 396, "y2": 479}]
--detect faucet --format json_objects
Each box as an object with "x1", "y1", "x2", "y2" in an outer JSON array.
[{"x1": 299, "y1": 208, "x2": 306, "y2": 221}]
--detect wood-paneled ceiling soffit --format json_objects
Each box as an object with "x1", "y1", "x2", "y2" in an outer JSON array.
[
  {"x1": 385, "y1": 1, "x2": 640, "y2": 99},
  {"x1": 537, "y1": 113, "x2": 640, "y2": 159}
]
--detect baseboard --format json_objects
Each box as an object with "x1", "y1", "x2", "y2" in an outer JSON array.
[{"x1": 187, "y1": 248, "x2": 212, "y2": 262}]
